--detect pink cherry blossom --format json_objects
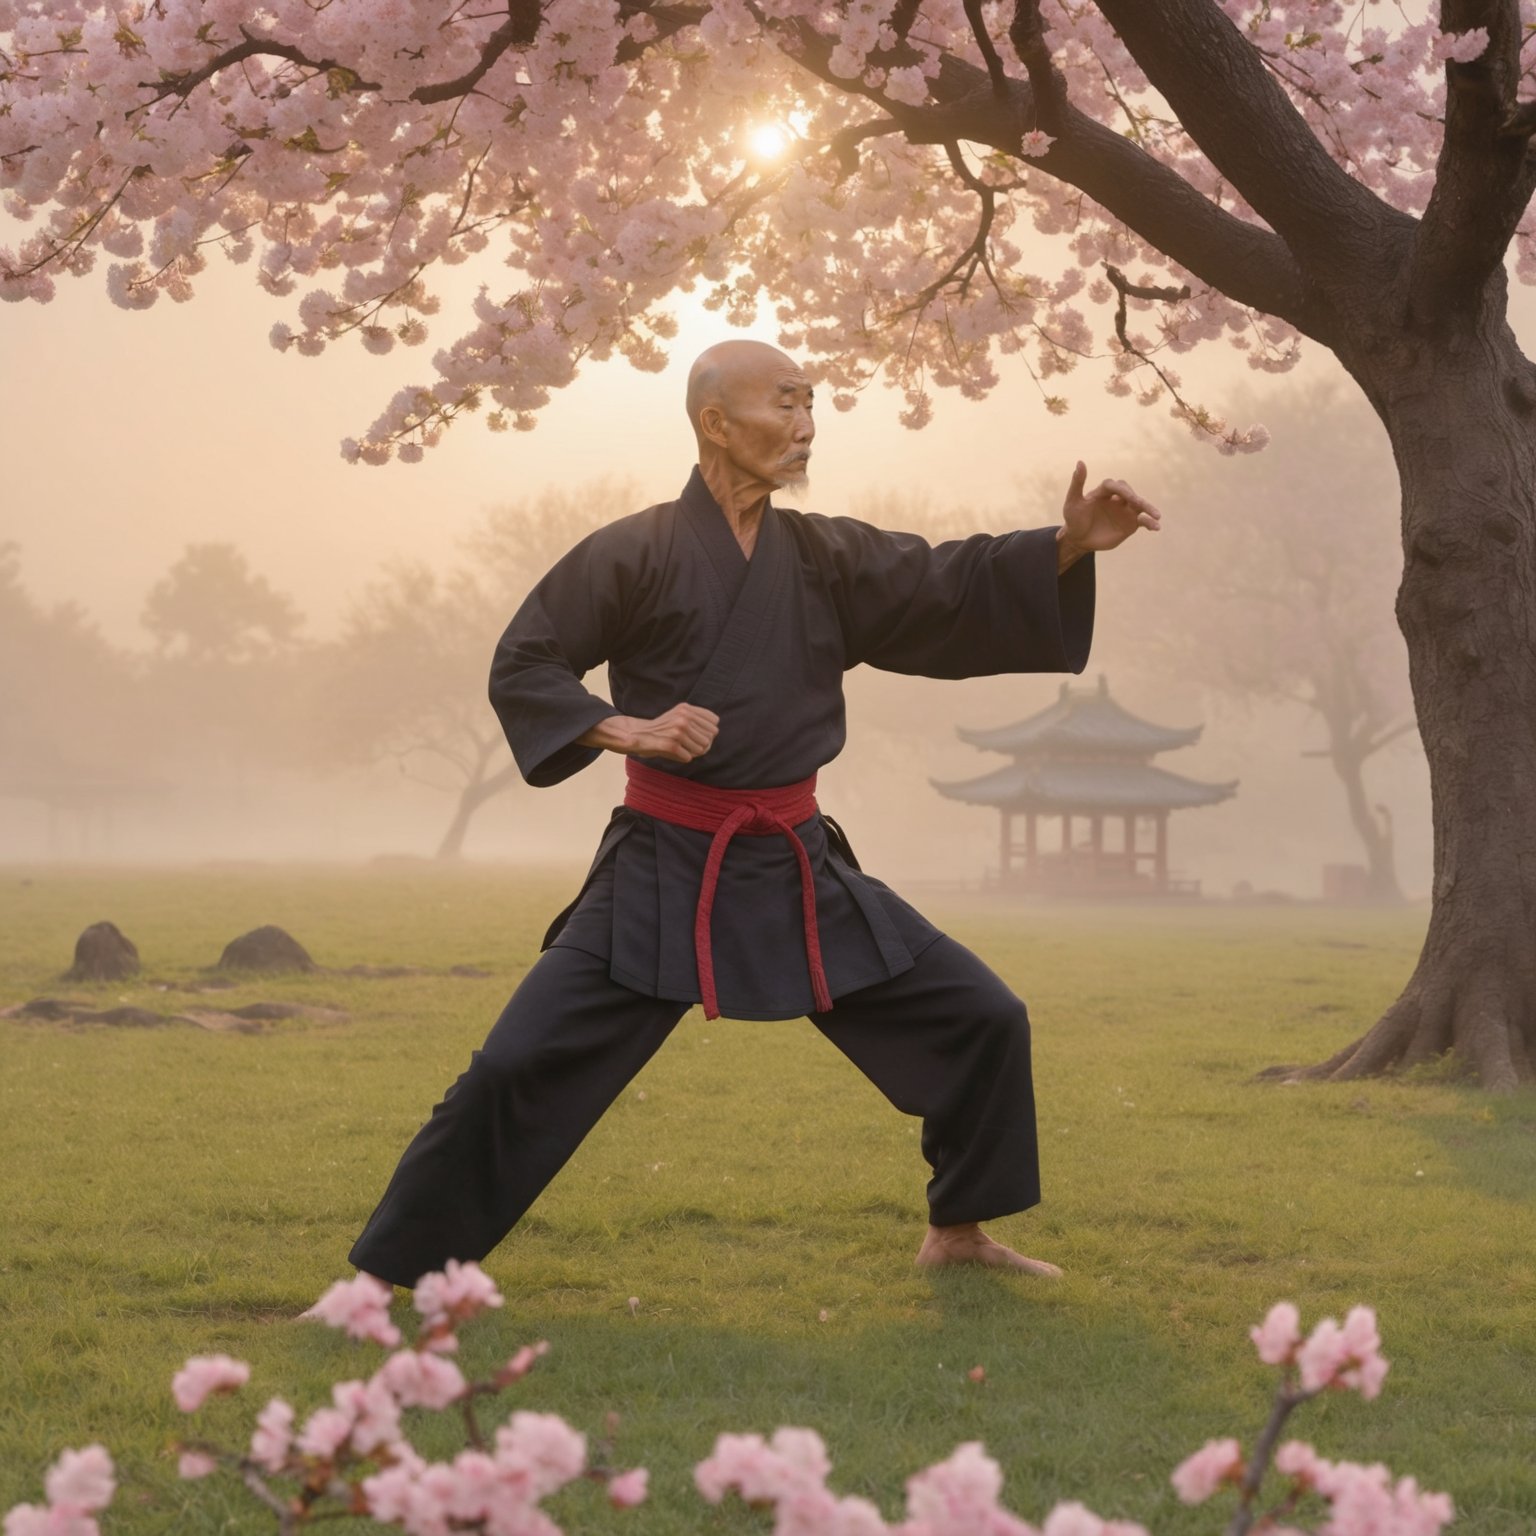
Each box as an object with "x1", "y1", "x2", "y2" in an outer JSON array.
[
  {"x1": 494, "y1": 1410, "x2": 588, "y2": 1499},
  {"x1": 608, "y1": 1468, "x2": 650, "y2": 1507},
  {"x1": 176, "y1": 1452, "x2": 217, "y2": 1481},
  {"x1": 304, "y1": 1274, "x2": 402, "y2": 1347},
  {"x1": 1434, "y1": 28, "x2": 1490, "y2": 63},
  {"x1": 1297, "y1": 1306, "x2": 1389, "y2": 1397},
  {"x1": 1020, "y1": 130, "x2": 1056, "y2": 158},
  {"x1": 412, "y1": 1260, "x2": 505, "y2": 1331},
  {"x1": 1169, "y1": 1437, "x2": 1243, "y2": 1504},
  {"x1": 331, "y1": 1378, "x2": 404, "y2": 1455},
  {"x1": 1250, "y1": 1301, "x2": 1302, "y2": 1365},
  {"x1": 1311, "y1": 1456, "x2": 1454, "y2": 1535},
  {"x1": 297, "y1": 1406, "x2": 355, "y2": 1462},
  {"x1": 0, "y1": 1508, "x2": 58, "y2": 1536},
  {"x1": 1274, "y1": 1439, "x2": 1325, "y2": 1485},
  {"x1": 171, "y1": 1355, "x2": 251, "y2": 1413},
  {"x1": 496, "y1": 1339, "x2": 551, "y2": 1385},
  {"x1": 41, "y1": 1448, "x2": 114, "y2": 1513},
  {"x1": 250, "y1": 1398, "x2": 296, "y2": 1474},
  {"x1": 376, "y1": 1349, "x2": 468, "y2": 1409}
]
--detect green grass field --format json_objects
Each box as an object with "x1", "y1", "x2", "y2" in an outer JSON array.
[{"x1": 2, "y1": 867, "x2": 1533, "y2": 1533}]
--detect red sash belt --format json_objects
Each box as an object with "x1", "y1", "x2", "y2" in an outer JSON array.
[{"x1": 623, "y1": 757, "x2": 832, "y2": 1021}]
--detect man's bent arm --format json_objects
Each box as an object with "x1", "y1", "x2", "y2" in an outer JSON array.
[{"x1": 579, "y1": 704, "x2": 720, "y2": 765}]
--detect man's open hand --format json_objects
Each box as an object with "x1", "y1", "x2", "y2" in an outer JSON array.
[
  {"x1": 1059, "y1": 461, "x2": 1162, "y2": 557},
  {"x1": 580, "y1": 703, "x2": 720, "y2": 763}
]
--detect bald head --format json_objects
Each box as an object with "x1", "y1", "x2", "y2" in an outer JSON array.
[
  {"x1": 686, "y1": 339, "x2": 816, "y2": 499},
  {"x1": 686, "y1": 340, "x2": 802, "y2": 436}
]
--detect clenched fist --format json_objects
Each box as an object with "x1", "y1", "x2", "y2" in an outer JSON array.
[{"x1": 580, "y1": 703, "x2": 720, "y2": 764}]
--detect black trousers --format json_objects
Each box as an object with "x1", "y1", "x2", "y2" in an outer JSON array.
[{"x1": 349, "y1": 935, "x2": 1041, "y2": 1287}]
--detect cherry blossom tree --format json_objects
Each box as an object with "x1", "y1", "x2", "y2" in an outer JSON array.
[{"x1": 5, "y1": 0, "x2": 1536, "y2": 1083}]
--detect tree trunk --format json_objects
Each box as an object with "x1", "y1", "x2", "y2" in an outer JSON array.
[
  {"x1": 435, "y1": 759, "x2": 521, "y2": 861},
  {"x1": 1277, "y1": 316, "x2": 1536, "y2": 1089}
]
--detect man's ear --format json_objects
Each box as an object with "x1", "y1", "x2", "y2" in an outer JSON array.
[{"x1": 697, "y1": 404, "x2": 729, "y2": 448}]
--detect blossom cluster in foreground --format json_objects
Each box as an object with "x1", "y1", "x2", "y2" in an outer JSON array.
[{"x1": 4, "y1": 1282, "x2": 1453, "y2": 1536}]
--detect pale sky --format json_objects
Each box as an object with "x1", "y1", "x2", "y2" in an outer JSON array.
[
  {"x1": 0, "y1": 235, "x2": 1307, "y2": 645},
  {"x1": 8, "y1": 222, "x2": 1536, "y2": 648}
]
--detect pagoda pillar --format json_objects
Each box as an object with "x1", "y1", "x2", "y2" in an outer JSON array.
[
  {"x1": 999, "y1": 809, "x2": 1012, "y2": 884},
  {"x1": 1154, "y1": 812, "x2": 1168, "y2": 890},
  {"x1": 1124, "y1": 813, "x2": 1136, "y2": 879},
  {"x1": 1025, "y1": 810, "x2": 1037, "y2": 886}
]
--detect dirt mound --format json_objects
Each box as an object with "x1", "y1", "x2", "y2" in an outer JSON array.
[
  {"x1": 216, "y1": 926, "x2": 315, "y2": 973},
  {"x1": 64, "y1": 922, "x2": 140, "y2": 982}
]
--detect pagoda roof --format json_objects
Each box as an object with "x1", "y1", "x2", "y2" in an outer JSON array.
[
  {"x1": 959, "y1": 677, "x2": 1204, "y2": 756},
  {"x1": 932, "y1": 759, "x2": 1238, "y2": 813}
]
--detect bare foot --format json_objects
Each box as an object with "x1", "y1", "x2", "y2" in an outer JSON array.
[{"x1": 915, "y1": 1222, "x2": 1063, "y2": 1278}]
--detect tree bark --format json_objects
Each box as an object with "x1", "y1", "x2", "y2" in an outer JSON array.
[
  {"x1": 1277, "y1": 309, "x2": 1536, "y2": 1089},
  {"x1": 435, "y1": 759, "x2": 521, "y2": 861}
]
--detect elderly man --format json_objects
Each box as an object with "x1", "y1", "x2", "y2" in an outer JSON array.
[{"x1": 350, "y1": 340, "x2": 1159, "y2": 1286}]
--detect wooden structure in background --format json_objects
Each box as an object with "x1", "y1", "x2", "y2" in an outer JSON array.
[{"x1": 932, "y1": 677, "x2": 1237, "y2": 897}]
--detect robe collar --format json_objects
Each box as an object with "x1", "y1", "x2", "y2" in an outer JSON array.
[{"x1": 679, "y1": 465, "x2": 777, "y2": 588}]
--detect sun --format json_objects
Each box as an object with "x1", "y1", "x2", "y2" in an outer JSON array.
[{"x1": 748, "y1": 122, "x2": 791, "y2": 162}]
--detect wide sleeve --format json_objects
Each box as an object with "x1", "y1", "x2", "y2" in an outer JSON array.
[
  {"x1": 488, "y1": 529, "x2": 629, "y2": 788},
  {"x1": 815, "y1": 517, "x2": 1095, "y2": 679}
]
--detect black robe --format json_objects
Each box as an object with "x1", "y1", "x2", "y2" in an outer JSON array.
[{"x1": 489, "y1": 467, "x2": 1094, "y2": 1020}]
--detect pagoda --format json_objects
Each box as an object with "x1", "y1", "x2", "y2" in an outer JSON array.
[{"x1": 932, "y1": 676, "x2": 1237, "y2": 897}]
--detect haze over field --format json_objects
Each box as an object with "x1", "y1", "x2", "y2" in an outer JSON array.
[{"x1": 10, "y1": 240, "x2": 1527, "y2": 897}]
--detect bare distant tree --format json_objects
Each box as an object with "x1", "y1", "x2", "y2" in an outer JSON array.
[
  {"x1": 1122, "y1": 381, "x2": 1414, "y2": 902},
  {"x1": 324, "y1": 483, "x2": 637, "y2": 859}
]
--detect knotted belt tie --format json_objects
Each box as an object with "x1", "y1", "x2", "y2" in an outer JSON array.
[{"x1": 623, "y1": 757, "x2": 832, "y2": 1021}]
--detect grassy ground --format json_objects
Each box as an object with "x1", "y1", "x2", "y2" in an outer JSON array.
[{"x1": 1, "y1": 866, "x2": 1533, "y2": 1533}]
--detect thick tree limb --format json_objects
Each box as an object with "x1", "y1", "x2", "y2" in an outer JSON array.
[
  {"x1": 1093, "y1": 0, "x2": 1407, "y2": 272},
  {"x1": 826, "y1": 116, "x2": 906, "y2": 179},
  {"x1": 1006, "y1": 0, "x2": 1066, "y2": 135},
  {"x1": 1411, "y1": 0, "x2": 1534, "y2": 322}
]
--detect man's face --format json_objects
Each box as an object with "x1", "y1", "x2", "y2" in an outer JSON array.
[{"x1": 721, "y1": 362, "x2": 816, "y2": 493}]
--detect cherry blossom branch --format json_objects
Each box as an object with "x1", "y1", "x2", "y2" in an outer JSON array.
[
  {"x1": 893, "y1": 141, "x2": 999, "y2": 314},
  {"x1": 133, "y1": 3, "x2": 545, "y2": 116},
  {"x1": 780, "y1": 36, "x2": 1312, "y2": 329},
  {"x1": 1092, "y1": 0, "x2": 1404, "y2": 270},
  {"x1": 960, "y1": 0, "x2": 1012, "y2": 98},
  {"x1": 241, "y1": 1463, "x2": 300, "y2": 1534},
  {"x1": 2, "y1": 171, "x2": 135, "y2": 280},
  {"x1": 412, "y1": 0, "x2": 543, "y2": 103},
  {"x1": 134, "y1": 29, "x2": 381, "y2": 112},
  {"x1": 826, "y1": 117, "x2": 905, "y2": 179},
  {"x1": 614, "y1": 5, "x2": 710, "y2": 64},
  {"x1": 1102, "y1": 262, "x2": 1252, "y2": 446},
  {"x1": 1222, "y1": 1376, "x2": 1325, "y2": 1536}
]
